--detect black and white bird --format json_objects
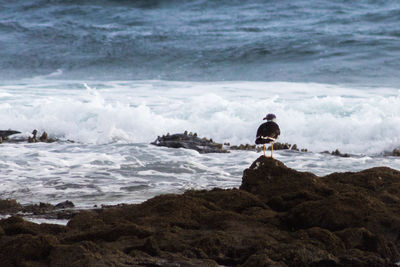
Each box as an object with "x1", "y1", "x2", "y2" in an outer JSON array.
[{"x1": 255, "y1": 113, "x2": 280, "y2": 158}]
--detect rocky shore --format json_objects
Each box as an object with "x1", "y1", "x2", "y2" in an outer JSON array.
[{"x1": 1, "y1": 157, "x2": 400, "y2": 266}]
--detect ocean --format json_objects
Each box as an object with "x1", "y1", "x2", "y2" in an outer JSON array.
[{"x1": 1, "y1": 0, "x2": 400, "y2": 209}]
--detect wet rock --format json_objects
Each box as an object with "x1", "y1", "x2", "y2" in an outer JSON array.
[
  {"x1": 270, "y1": 142, "x2": 291, "y2": 150},
  {"x1": 0, "y1": 130, "x2": 21, "y2": 144},
  {"x1": 331, "y1": 149, "x2": 351, "y2": 157},
  {"x1": 0, "y1": 130, "x2": 20, "y2": 139},
  {"x1": 265, "y1": 142, "x2": 308, "y2": 152},
  {"x1": 229, "y1": 143, "x2": 257, "y2": 151},
  {"x1": 55, "y1": 200, "x2": 75, "y2": 210},
  {"x1": 39, "y1": 131, "x2": 48, "y2": 142},
  {"x1": 28, "y1": 129, "x2": 38, "y2": 143},
  {"x1": 392, "y1": 148, "x2": 400, "y2": 156},
  {"x1": 0, "y1": 199, "x2": 22, "y2": 214},
  {"x1": 2, "y1": 129, "x2": 58, "y2": 144},
  {"x1": 0, "y1": 199, "x2": 79, "y2": 222},
  {"x1": 152, "y1": 132, "x2": 229, "y2": 153},
  {"x1": 1, "y1": 157, "x2": 400, "y2": 265}
]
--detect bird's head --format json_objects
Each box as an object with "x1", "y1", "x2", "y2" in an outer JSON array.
[{"x1": 263, "y1": 113, "x2": 276, "y2": 121}]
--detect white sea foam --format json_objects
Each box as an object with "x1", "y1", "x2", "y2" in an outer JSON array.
[{"x1": 1, "y1": 80, "x2": 399, "y2": 154}]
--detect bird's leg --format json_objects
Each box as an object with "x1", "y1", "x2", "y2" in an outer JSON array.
[
  {"x1": 263, "y1": 144, "x2": 266, "y2": 157},
  {"x1": 271, "y1": 143, "x2": 274, "y2": 158}
]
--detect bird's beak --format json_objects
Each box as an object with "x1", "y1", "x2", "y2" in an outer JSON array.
[{"x1": 263, "y1": 117, "x2": 267, "y2": 120}]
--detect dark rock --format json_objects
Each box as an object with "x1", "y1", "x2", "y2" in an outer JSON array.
[
  {"x1": 39, "y1": 131, "x2": 48, "y2": 142},
  {"x1": 2, "y1": 129, "x2": 58, "y2": 143},
  {"x1": 0, "y1": 199, "x2": 22, "y2": 214},
  {"x1": 0, "y1": 130, "x2": 20, "y2": 139},
  {"x1": 1, "y1": 157, "x2": 400, "y2": 265},
  {"x1": 265, "y1": 142, "x2": 308, "y2": 152},
  {"x1": 331, "y1": 149, "x2": 351, "y2": 157},
  {"x1": 152, "y1": 133, "x2": 229, "y2": 153},
  {"x1": 270, "y1": 142, "x2": 291, "y2": 150},
  {"x1": 152, "y1": 133, "x2": 310, "y2": 154},
  {"x1": 28, "y1": 129, "x2": 38, "y2": 143},
  {"x1": 240, "y1": 157, "x2": 331, "y2": 210},
  {"x1": 0, "y1": 199, "x2": 80, "y2": 222},
  {"x1": 55, "y1": 200, "x2": 75, "y2": 209},
  {"x1": 393, "y1": 148, "x2": 400, "y2": 156},
  {"x1": 230, "y1": 143, "x2": 257, "y2": 151}
]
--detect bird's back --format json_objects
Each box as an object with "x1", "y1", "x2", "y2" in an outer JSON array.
[{"x1": 255, "y1": 121, "x2": 280, "y2": 144}]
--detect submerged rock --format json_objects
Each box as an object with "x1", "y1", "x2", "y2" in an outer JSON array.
[
  {"x1": 152, "y1": 132, "x2": 229, "y2": 153},
  {"x1": 1, "y1": 158, "x2": 400, "y2": 265}
]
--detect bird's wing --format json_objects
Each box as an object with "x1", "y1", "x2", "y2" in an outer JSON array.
[{"x1": 256, "y1": 122, "x2": 280, "y2": 138}]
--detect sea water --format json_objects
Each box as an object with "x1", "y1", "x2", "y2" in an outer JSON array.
[
  {"x1": 1, "y1": 80, "x2": 400, "y2": 208},
  {"x1": 1, "y1": 0, "x2": 400, "y2": 208}
]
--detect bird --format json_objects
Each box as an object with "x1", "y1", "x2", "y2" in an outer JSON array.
[{"x1": 255, "y1": 113, "x2": 280, "y2": 158}]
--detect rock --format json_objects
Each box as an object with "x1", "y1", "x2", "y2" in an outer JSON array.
[
  {"x1": 230, "y1": 143, "x2": 257, "y2": 151},
  {"x1": 331, "y1": 149, "x2": 350, "y2": 157},
  {"x1": 28, "y1": 129, "x2": 38, "y2": 143},
  {"x1": 1, "y1": 129, "x2": 58, "y2": 144},
  {"x1": 39, "y1": 131, "x2": 48, "y2": 142},
  {"x1": 0, "y1": 199, "x2": 22, "y2": 214},
  {"x1": 393, "y1": 149, "x2": 400, "y2": 156},
  {"x1": 55, "y1": 200, "x2": 75, "y2": 209},
  {"x1": 270, "y1": 142, "x2": 291, "y2": 150},
  {"x1": 0, "y1": 130, "x2": 20, "y2": 139},
  {"x1": 1, "y1": 157, "x2": 400, "y2": 265},
  {"x1": 152, "y1": 133, "x2": 229, "y2": 153},
  {"x1": 152, "y1": 133, "x2": 311, "y2": 154},
  {"x1": 265, "y1": 142, "x2": 308, "y2": 152},
  {"x1": 0, "y1": 199, "x2": 79, "y2": 222}
]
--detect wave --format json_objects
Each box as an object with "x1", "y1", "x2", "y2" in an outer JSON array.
[{"x1": 1, "y1": 80, "x2": 399, "y2": 155}]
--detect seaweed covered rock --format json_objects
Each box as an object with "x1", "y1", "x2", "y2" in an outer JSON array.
[
  {"x1": 240, "y1": 157, "x2": 333, "y2": 211},
  {"x1": 1, "y1": 158, "x2": 400, "y2": 266},
  {"x1": 152, "y1": 132, "x2": 228, "y2": 153}
]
